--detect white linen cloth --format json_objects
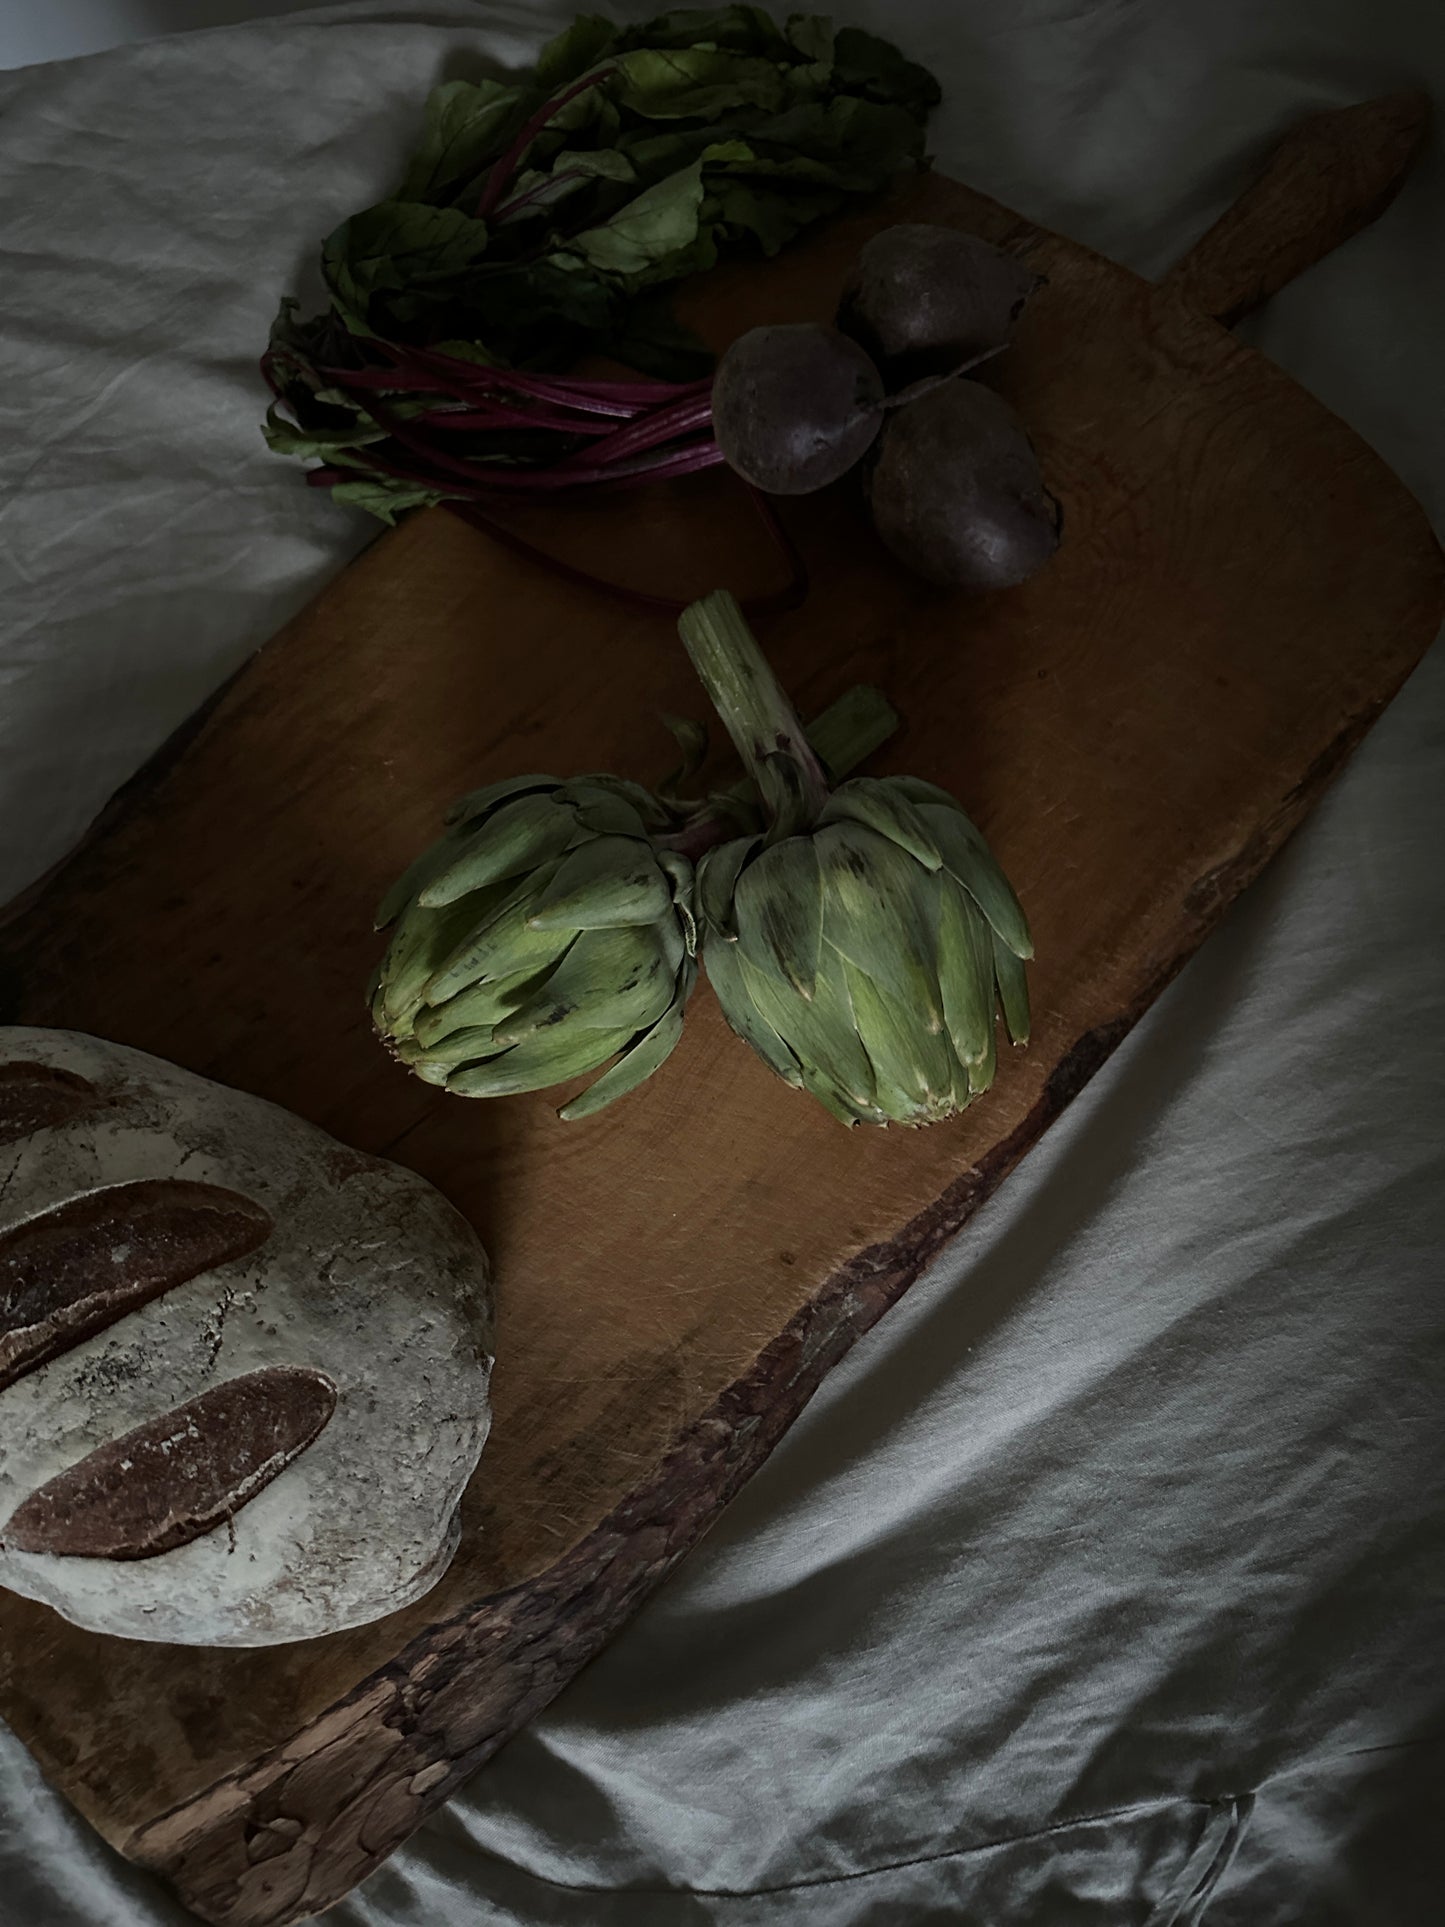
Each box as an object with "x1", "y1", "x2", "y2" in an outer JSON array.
[{"x1": 0, "y1": 3, "x2": 1441, "y2": 1921}]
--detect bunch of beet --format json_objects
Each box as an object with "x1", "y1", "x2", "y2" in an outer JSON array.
[{"x1": 711, "y1": 224, "x2": 1060, "y2": 591}]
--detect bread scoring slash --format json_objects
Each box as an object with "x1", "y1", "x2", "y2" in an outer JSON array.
[{"x1": 0, "y1": 1031, "x2": 494, "y2": 1646}]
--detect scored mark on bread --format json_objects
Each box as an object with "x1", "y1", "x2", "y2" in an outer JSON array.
[
  {"x1": 0, "y1": 1062, "x2": 104, "y2": 1150},
  {"x1": 0, "y1": 1179, "x2": 273, "y2": 1391},
  {"x1": 0, "y1": 1367, "x2": 338, "y2": 1560}
]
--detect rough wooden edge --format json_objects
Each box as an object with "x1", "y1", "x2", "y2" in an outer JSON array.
[
  {"x1": 121, "y1": 644, "x2": 1432, "y2": 1927},
  {"x1": 1158, "y1": 89, "x2": 1431, "y2": 326}
]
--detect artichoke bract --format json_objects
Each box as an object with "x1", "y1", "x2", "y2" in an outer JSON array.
[
  {"x1": 371, "y1": 774, "x2": 698, "y2": 1121},
  {"x1": 679, "y1": 592, "x2": 1032, "y2": 1127}
]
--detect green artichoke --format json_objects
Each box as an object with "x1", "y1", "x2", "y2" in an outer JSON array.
[
  {"x1": 679, "y1": 591, "x2": 1032, "y2": 1127},
  {"x1": 371, "y1": 773, "x2": 698, "y2": 1121},
  {"x1": 370, "y1": 687, "x2": 900, "y2": 1119}
]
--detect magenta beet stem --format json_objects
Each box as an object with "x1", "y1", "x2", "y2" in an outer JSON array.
[
  {"x1": 555, "y1": 393, "x2": 715, "y2": 467},
  {"x1": 316, "y1": 429, "x2": 726, "y2": 500},
  {"x1": 415, "y1": 404, "x2": 619, "y2": 436},
  {"x1": 490, "y1": 165, "x2": 588, "y2": 224},
  {"x1": 388, "y1": 347, "x2": 646, "y2": 419},
  {"x1": 541, "y1": 372, "x2": 714, "y2": 402},
  {"x1": 373, "y1": 346, "x2": 712, "y2": 414},
  {"x1": 475, "y1": 68, "x2": 616, "y2": 220},
  {"x1": 308, "y1": 369, "x2": 619, "y2": 435},
  {"x1": 311, "y1": 341, "x2": 713, "y2": 421},
  {"x1": 323, "y1": 362, "x2": 645, "y2": 426},
  {"x1": 384, "y1": 394, "x2": 725, "y2": 488},
  {"x1": 363, "y1": 345, "x2": 644, "y2": 419}
]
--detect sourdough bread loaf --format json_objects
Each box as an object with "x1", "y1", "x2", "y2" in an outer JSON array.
[{"x1": 0, "y1": 1028, "x2": 493, "y2": 1646}]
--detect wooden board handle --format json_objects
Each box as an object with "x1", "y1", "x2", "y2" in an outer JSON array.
[{"x1": 1159, "y1": 90, "x2": 1430, "y2": 325}]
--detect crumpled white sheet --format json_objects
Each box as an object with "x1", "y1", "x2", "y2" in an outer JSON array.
[{"x1": 1, "y1": 3, "x2": 1442, "y2": 1923}]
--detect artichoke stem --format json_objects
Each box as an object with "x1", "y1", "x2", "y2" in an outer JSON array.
[
  {"x1": 659, "y1": 683, "x2": 900, "y2": 864},
  {"x1": 678, "y1": 590, "x2": 831, "y2": 835}
]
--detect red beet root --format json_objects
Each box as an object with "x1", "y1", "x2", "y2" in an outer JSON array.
[
  {"x1": 865, "y1": 379, "x2": 1060, "y2": 591},
  {"x1": 838, "y1": 224, "x2": 1042, "y2": 388},
  {"x1": 711, "y1": 323, "x2": 886, "y2": 496}
]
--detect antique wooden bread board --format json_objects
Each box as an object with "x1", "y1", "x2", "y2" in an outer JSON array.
[{"x1": 0, "y1": 98, "x2": 1440, "y2": 1927}]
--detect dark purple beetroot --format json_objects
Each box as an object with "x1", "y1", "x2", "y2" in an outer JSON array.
[
  {"x1": 838, "y1": 224, "x2": 1042, "y2": 388},
  {"x1": 711, "y1": 322, "x2": 885, "y2": 495},
  {"x1": 865, "y1": 379, "x2": 1060, "y2": 590}
]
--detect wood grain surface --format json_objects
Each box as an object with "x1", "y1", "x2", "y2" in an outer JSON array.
[{"x1": 0, "y1": 101, "x2": 1441, "y2": 1926}]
